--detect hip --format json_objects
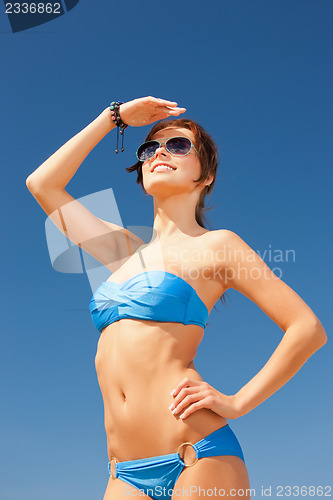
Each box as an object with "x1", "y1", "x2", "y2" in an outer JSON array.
[{"x1": 102, "y1": 366, "x2": 228, "y2": 462}]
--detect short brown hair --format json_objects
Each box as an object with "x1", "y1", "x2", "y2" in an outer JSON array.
[{"x1": 126, "y1": 118, "x2": 219, "y2": 229}]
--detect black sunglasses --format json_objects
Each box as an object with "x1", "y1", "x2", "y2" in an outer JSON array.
[{"x1": 136, "y1": 136, "x2": 199, "y2": 162}]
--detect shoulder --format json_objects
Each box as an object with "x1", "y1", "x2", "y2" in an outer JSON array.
[
  {"x1": 205, "y1": 228, "x2": 244, "y2": 247},
  {"x1": 204, "y1": 229, "x2": 260, "y2": 274}
]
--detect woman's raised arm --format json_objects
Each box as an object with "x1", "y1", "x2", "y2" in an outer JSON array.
[{"x1": 26, "y1": 97, "x2": 185, "y2": 267}]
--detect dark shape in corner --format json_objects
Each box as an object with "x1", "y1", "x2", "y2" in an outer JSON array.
[
  {"x1": 63, "y1": 0, "x2": 79, "y2": 11},
  {"x1": 4, "y1": 0, "x2": 80, "y2": 33}
]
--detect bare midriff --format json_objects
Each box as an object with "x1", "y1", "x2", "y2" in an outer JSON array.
[{"x1": 95, "y1": 317, "x2": 228, "y2": 463}]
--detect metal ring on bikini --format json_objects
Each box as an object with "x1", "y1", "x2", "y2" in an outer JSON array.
[
  {"x1": 177, "y1": 442, "x2": 198, "y2": 467},
  {"x1": 109, "y1": 456, "x2": 118, "y2": 479}
]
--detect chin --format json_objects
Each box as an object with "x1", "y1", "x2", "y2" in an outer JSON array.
[{"x1": 147, "y1": 183, "x2": 189, "y2": 199}]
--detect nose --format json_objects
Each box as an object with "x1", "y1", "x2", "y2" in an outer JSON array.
[{"x1": 153, "y1": 142, "x2": 169, "y2": 159}]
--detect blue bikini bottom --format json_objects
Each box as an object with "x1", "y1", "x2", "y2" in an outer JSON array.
[{"x1": 108, "y1": 423, "x2": 245, "y2": 500}]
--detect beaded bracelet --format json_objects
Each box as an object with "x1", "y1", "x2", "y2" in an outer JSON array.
[{"x1": 109, "y1": 101, "x2": 128, "y2": 153}]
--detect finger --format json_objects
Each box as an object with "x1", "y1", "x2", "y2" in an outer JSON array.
[
  {"x1": 170, "y1": 387, "x2": 198, "y2": 409},
  {"x1": 179, "y1": 399, "x2": 207, "y2": 420},
  {"x1": 167, "y1": 107, "x2": 186, "y2": 115},
  {"x1": 171, "y1": 394, "x2": 200, "y2": 415},
  {"x1": 144, "y1": 96, "x2": 179, "y2": 107},
  {"x1": 170, "y1": 378, "x2": 190, "y2": 396},
  {"x1": 154, "y1": 98, "x2": 179, "y2": 106},
  {"x1": 150, "y1": 111, "x2": 173, "y2": 122},
  {"x1": 171, "y1": 378, "x2": 196, "y2": 397},
  {"x1": 151, "y1": 108, "x2": 186, "y2": 121}
]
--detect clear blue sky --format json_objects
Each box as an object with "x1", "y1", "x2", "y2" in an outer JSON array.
[{"x1": 1, "y1": 1, "x2": 332, "y2": 499}]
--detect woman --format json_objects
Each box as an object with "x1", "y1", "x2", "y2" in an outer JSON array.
[{"x1": 26, "y1": 96, "x2": 327, "y2": 500}]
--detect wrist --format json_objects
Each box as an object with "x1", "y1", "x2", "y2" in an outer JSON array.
[
  {"x1": 108, "y1": 101, "x2": 128, "y2": 154},
  {"x1": 233, "y1": 393, "x2": 247, "y2": 418},
  {"x1": 102, "y1": 107, "x2": 117, "y2": 133},
  {"x1": 109, "y1": 101, "x2": 128, "y2": 129}
]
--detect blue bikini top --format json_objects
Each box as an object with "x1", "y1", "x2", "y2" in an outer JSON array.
[{"x1": 89, "y1": 271, "x2": 209, "y2": 333}]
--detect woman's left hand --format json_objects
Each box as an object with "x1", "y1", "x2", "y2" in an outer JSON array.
[{"x1": 169, "y1": 378, "x2": 242, "y2": 420}]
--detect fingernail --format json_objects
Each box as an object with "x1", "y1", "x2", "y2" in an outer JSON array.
[
  {"x1": 170, "y1": 390, "x2": 175, "y2": 396},
  {"x1": 179, "y1": 414, "x2": 185, "y2": 419},
  {"x1": 168, "y1": 404, "x2": 174, "y2": 411}
]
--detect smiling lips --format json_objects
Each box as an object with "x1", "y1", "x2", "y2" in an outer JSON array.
[{"x1": 152, "y1": 164, "x2": 176, "y2": 172}]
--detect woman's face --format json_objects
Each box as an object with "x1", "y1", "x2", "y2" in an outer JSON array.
[{"x1": 141, "y1": 127, "x2": 204, "y2": 198}]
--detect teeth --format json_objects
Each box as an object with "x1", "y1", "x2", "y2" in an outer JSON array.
[{"x1": 154, "y1": 165, "x2": 174, "y2": 172}]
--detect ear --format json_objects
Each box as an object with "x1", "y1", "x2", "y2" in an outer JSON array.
[{"x1": 205, "y1": 175, "x2": 215, "y2": 187}]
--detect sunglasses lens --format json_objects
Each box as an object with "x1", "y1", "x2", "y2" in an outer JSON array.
[
  {"x1": 166, "y1": 137, "x2": 192, "y2": 155},
  {"x1": 137, "y1": 137, "x2": 193, "y2": 161},
  {"x1": 137, "y1": 141, "x2": 159, "y2": 161}
]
